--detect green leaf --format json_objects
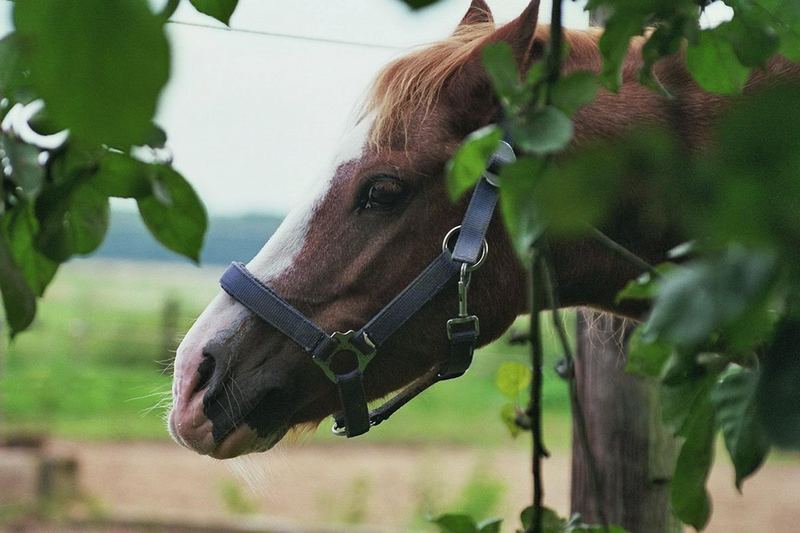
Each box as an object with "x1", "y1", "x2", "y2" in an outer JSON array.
[
  {"x1": 743, "y1": 0, "x2": 800, "y2": 61},
  {"x1": 430, "y1": 513, "x2": 478, "y2": 533},
  {"x1": 494, "y1": 361, "x2": 531, "y2": 399},
  {"x1": 550, "y1": 71, "x2": 599, "y2": 116},
  {"x1": 625, "y1": 327, "x2": 672, "y2": 378},
  {"x1": 771, "y1": 0, "x2": 800, "y2": 60},
  {"x1": 616, "y1": 272, "x2": 658, "y2": 303},
  {"x1": 0, "y1": 135, "x2": 44, "y2": 199},
  {"x1": 670, "y1": 393, "x2": 715, "y2": 530},
  {"x1": 137, "y1": 165, "x2": 207, "y2": 263},
  {"x1": 143, "y1": 123, "x2": 167, "y2": 149},
  {"x1": 446, "y1": 125, "x2": 502, "y2": 201},
  {"x1": 757, "y1": 316, "x2": 800, "y2": 449},
  {"x1": 533, "y1": 146, "x2": 621, "y2": 235},
  {"x1": 499, "y1": 156, "x2": 547, "y2": 258},
  {"x1": 643, "y1": 247, "x2": 776, "y2": 351},
  {"x1": 482, "y1": 43, "x2": 521, "y2": 112},
  {"x1": 616, "y1": 263, "x2": 677, "y2": 304},
  {"x1": 728, "y1": 17, "x2": 780, "y2": 67},
  {"x1": 686, "y1": 25, "x2": 751, "y2": 94},
  {"x1": 476, "y1": 517, "x2": 502, "y2": 533},
  {"x1": 0, "y1": 229, "x2": 36, "y2": 336},
  {"x1": 0, "y1": 33, "x2": 29, "y2": 99},
  {"x1": 520, "y1": 506, "x2": 564, "y2": 533},
  {"x1": 14, "y1": 0, "x2": 170, "y2": 147},
  {"x1": 510, "y1": 106, "x2": 573, "y2": 156},
  {"x1": 35, "y1": 177, "x2": 110, "y2": 262},
  {"x1": 189, "y1": 0, "x2": 239, "y2": 26},
  {"x1": 697, "y1": 82, "x2": 800, "y2": 258},
  {"x1": 2, "y1": 202, "x2": 56, "y2": 296},
  {"x1": 711, "y1": 365, "x2": 770, "y2": 490},
  {"x1": 94, "y1": 152, "x2": 153, "y2": 199},
  {"x1": 639, "y1": 11, "x2": 698, "y2": 93},
  {"x1": 597, "y1": 13, "x2": 647, "y2": 91},
  {"x1": 499, "y1": 403, "x2": 521, "y2": 438},
  {"x1": 47, "y1": 145, "x2": 104, "y2": 186},
  {"x1": 661, "y1": 373, "x2": 714, "y2": 435}
]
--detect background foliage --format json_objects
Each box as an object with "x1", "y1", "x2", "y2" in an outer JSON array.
[{"x1": 0, "y1": 0, "x2": 241, "y2": 337}]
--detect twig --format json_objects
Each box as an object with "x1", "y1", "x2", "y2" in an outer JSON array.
[
  {"x1": 524, "y1": 3, "x2": 565, "y2": 532},
  {"x1": 587, "y1": 226, "x2": 661, "y2": 278},
  {"x1": 545, "y1": 0, "x2": 564, "y2": 100},
  {"x1": 527, "y1": 247, "x2": 547, "y2": 533}
]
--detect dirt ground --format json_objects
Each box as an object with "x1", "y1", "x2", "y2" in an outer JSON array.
[{"x1": 25, "y1": 439, "x2": 800, "y2": 532}]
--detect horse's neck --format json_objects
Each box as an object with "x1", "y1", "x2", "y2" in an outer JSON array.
[
  {"x1": 541, "y1": 32, "x2": 705, "y2": 315},
  {"x1": 565, "y1": 32, "x2": 703, "y2": 143},
  {"x1": 547, "y1": 33, "x2": 800, "y2": 315},
  {"x1": 569, "y1": 31, "x2": 800, "y2": 143}
]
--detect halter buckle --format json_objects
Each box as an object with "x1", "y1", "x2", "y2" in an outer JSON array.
[
  {"x1": 442, "y1": 225, "x2": 488, "y2": 272},
  {"x1": 313, "y1": 330, "x2": 376, "y2": 383},
  {"x1": 447, "y1": 262, "x2": 480, "y2": 340},
  {"x1": 446, "y1": 315, "x2": 480, "y2": 340}
]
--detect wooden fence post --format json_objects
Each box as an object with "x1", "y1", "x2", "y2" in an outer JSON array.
[{"x1": 570, "y1": 310, "x2": 680, "y2": 532}]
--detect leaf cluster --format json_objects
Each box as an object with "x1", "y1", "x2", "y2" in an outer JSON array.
[
  {"x1": 439, "y1": 0, "x2": 800, "y2": 530},
  {"x1": 0, "y1": 0, "x2": 239, "y2": 335}
]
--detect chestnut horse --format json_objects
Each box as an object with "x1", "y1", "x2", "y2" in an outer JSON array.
[{"x1": 169, "y1": 0, "x2": 798, "y2": 458}]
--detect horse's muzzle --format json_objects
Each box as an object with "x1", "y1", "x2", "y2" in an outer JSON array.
[{"x1": 168, "y1": 342, "x2": 288, "y2": 458}]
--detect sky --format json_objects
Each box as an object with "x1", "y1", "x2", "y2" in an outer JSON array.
[
  {"x1": 159, "y1": 0, "x2": 590, "y2": 215},
  {"x1": 0, "y1": 0, "x2": 731, "y2": 216}
]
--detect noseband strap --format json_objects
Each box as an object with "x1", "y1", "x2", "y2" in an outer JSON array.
[{"x1": 220, "y1": 141, "x2": 514, "y2": 438}]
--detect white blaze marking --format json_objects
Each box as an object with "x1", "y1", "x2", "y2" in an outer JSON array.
[
  {"x1": 246, "y1": 114, "x2": 374, "y2": 282},
  {"x1": 169, "y1": 113, "x2": 375, "y2": 451},
  {"x1": 171, "y1": 113, "x2": 375, "y2": 410}
]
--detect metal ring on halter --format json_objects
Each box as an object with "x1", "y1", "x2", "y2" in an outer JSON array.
[{"x1": 441, "y1": 225, "x2": 488, "y2": 271}]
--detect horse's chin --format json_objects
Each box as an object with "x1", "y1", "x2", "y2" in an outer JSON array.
[
  {"x1": 211, "y1": 425, "x2": 289, "y2": 459},
  {"x1": 168, "y1": 397, "x2": 289, "y2": 459}
]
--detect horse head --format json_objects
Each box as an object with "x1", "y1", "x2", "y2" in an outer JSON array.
[{"x1": 168, "y1": 0, "x2": 653, "y2": 458}]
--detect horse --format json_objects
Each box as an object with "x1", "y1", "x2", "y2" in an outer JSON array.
[{"x1": 168, "y1": 0, "x2": 799, "y2": 458}]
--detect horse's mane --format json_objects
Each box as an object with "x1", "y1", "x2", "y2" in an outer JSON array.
[{"x1": 364, "y1": 22, "x2": 603, "y2": 149}]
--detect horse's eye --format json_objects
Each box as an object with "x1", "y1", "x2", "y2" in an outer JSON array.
[{"x1": 360, "y1": 177, "x2": 406, "y2": 211}]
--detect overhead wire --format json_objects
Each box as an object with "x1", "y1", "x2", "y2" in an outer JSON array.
[{"x1": 166, "y1": 19, "x2": 407, "y2": 51}]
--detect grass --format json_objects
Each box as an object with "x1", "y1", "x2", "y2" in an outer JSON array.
[{"x1": 1, "y1": 259, "x2": 574, "y2": 448}]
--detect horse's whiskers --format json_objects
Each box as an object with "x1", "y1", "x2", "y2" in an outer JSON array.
[
  {"x1": 227, "y1": 454, "x2": 271, "y2": 497},
  {"x1": 223, "y1": 381, "x2": 244, "y2": 421},
  {"x1": 140, "y1": 397, "x2": 173, "y2": 417},
  {"x1": 125, "y1": 388, "x2": 172, "y2": 403}
]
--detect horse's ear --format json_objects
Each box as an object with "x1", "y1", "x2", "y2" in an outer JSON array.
[
  {"x1": 457, "y1": 0, "x2": 493, "y2": 28},
  {"x1": 505, "y1": 0, "x2": 543, "y2": 72}
]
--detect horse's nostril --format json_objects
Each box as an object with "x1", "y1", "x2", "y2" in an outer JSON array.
[{"x1": 195, "y1": 352, "x2": 216, "y2": 396}]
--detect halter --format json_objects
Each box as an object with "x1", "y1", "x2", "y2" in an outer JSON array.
[{"x1": 219, "y1": 141, "x2": 515, "y2": 438}]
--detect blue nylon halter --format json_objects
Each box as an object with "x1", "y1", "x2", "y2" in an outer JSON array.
[{"x1": 219, "y1": 141, "x2": 515, "y2": 438}]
